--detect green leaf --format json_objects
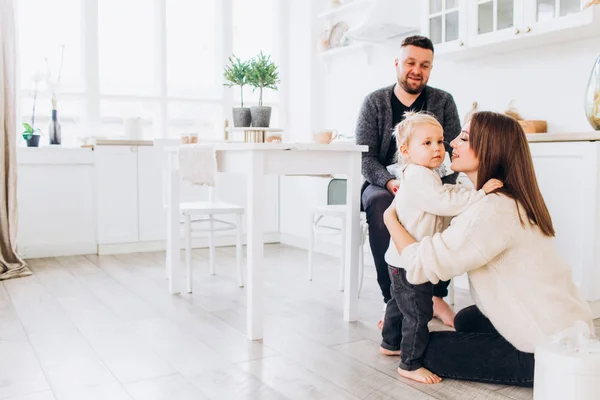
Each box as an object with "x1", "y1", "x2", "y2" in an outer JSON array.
[
  {"x1": 247, "y1": 51, "x2": 280, "y2": 106},
  {"x1": 22, "y1": 122, "x2": 34, "y2": 133},
  {"x1": 223, "y1": 55, "x2": 250, "y2": 87}
]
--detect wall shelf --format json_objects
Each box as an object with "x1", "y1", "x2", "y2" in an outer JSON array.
[{"x1": 318, "y1": 0, "x2": 370, "y2": 20}]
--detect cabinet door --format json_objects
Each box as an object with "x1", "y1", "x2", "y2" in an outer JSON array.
[
  {"x1": 468, "y1": 0, "x2": 524, "y2": 46},
  {"x1": 95, "y1": 146, "x2": 139, "y2": 244},
  {"x1": 522, "y1": 0, "x2": 593, "y2": 36},
  {"x1": 137, "y1": 146, "x2": 167, "y2": 242},
  {"x1": 422, "y1": 0, "x2": 468, "y2": 53},
  {"x1": 529, "y1": 141, "x2": 600, "y2": 302}
]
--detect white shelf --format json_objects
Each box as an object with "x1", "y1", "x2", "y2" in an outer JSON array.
[{"x1": 318, "y1": 0, "x2": 370, "y2": 19}]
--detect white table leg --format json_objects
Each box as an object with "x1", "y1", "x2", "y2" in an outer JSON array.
[
  {"x1": 246, "y1": 151, "x2": 265, "y2": 340},
  {"x1": 166, "y1": 152, "x2": 182, "y2": 294},
  {"x1": 343, "y1": 153, "x2": 361, "y2": 321}
]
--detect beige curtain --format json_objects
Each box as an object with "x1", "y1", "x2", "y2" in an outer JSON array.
[{"x1": 0, "y1": 0, "x2": 30, "y2": 280}]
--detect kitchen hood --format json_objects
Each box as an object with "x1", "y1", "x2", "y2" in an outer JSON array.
[{"x1": 345, "y1": 0, "x2": 420, "y2": 43}]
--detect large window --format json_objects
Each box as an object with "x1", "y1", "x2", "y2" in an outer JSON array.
[
  {"x1": 98, "y1": 0, "x2": 158, "y2": 96},
  {"x1": 16, "y1": 0, "x2": 281, "y2": 146},
  {"x1": 232, "y1": 0, "x2": 280, "y2": 119},
  {"x1": 17, "y1": 0, "x2": 83, "y2": 146}
]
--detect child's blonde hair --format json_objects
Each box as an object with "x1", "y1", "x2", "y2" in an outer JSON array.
[{"x1": 394, "y1": 111, "x2": 443, "y2": 162}]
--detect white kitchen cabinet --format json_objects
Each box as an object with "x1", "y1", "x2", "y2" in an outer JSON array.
[
  {"x1": 467, "y1": 0, "x2": 524, "y2": 47},
  {"x1": 522, "y1": 0, "x2": 598, "y2": 37},
  {"x1": 95, "y1": 146, "x2": 139, "y2": 244},
  {"x1": 421, "y1": 0, "x2": 469, "y2": 54},
  {"x1": 529, "y1": 140, "x2": 600, "y2": 307},
  {"x1": 426, "y1": 0, "x2": 600, "y2": 59},
  {"x1": 137, "y1": 146, "x2": 167, "y2": 242},
  {"x1": 17, "y1": 148, "x2": 96, "y2": 258}
]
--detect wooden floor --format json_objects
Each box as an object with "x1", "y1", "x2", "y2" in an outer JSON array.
[{"x1": 1, "y1": 244, "x2": 598, "y2": 400}]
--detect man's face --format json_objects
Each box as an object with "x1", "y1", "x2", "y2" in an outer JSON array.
[{"x1": 396, "y1": 45, "x2": 433, "y2": 95}]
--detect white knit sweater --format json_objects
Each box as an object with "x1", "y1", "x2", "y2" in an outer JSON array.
[
  {"x1": 401, "y1": 193, "x2": 594, "y2": 353},
  {"x1": 385, "y1": 164, "x2": 485, "y2": 269}
]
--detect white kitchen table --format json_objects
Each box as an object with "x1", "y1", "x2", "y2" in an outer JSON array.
[{"x1": 163, "y1": 142, "x2": 368, "y2": 340}]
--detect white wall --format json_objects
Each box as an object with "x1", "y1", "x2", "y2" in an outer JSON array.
[{"x1": 318, "y1": 37, "x2": 600, "y2": 135}]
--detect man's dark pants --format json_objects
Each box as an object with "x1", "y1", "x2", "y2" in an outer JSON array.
[{"x1": 361, "y1": 182, "x2": 450, "y2": 303}]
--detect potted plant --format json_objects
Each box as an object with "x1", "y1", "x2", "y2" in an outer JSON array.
[
  {"x1": 22, "y1": 73, "x2": 43, "y2": 147},
  {"x1": 223, "y1": 55, "x2": 251, "y2": 127},
  {"x1": 247, "y1": 51, "x2": 280, "y2": 127}
]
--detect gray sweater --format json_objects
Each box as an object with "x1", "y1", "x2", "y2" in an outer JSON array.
[{"x1": 356, "y1": 84, "x2": 461, "y2": 188}]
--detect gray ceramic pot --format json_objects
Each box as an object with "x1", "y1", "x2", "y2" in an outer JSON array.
[
  {"x1": 250, "y1": 106, "x2": 272, "y2": 128},
  {"x1": 232, "y1": 107, "x2": 252, "y2": 127}
]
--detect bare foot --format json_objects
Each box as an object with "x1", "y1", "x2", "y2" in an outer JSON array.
[
  {"x1": 379, "y1": 346, "x2": 401, "y2": 356},
  {"x1": 433, "y1": 296, "x2": 455, "y2": 328},
  {"x1": 397, "y1": 367, "x2": 442, "y2": 384}
]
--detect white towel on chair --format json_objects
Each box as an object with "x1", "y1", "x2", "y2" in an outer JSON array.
[{"x1": 179, "y1": 144, "x2": 217, "y2": 187}]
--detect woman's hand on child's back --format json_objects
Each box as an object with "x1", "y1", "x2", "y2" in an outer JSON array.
[{"x1": 482, "y1": 179, "x2": 504, "y2": 194}]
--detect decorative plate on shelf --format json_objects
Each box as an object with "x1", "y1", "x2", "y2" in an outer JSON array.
[{"x1": 328, "y1": 21, "x2": 349, "y2": 48}]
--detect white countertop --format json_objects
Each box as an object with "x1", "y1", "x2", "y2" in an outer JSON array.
[
  {"x1": 94, "y1": 139, "x2": 153, "y2": 146},
  {"x1": 527, "y1": 132, "x2": 600, "y2": 143},
  {"x1": 166, "y1": 142, "x2": 368, "y2": 152}
]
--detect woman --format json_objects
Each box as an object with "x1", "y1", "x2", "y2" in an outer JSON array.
[{"x1": 380, "y1": 111, "x2": 594, "y2": 387}]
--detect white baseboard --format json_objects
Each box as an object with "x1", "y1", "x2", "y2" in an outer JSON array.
[
  {"x1": 97, "y1": 232, "x2": 280, "y2": 255},
  {"x1": 20, "y1": 242, "x2": 97, "y2": 259}
]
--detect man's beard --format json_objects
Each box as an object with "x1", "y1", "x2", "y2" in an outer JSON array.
[{"x1": 399, "y1": 76, "x2": 426, "y2": 95}]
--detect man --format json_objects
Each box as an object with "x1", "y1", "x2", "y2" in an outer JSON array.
[{"x1": 356, "y1": 35, "x2": 460, "y2": 327}]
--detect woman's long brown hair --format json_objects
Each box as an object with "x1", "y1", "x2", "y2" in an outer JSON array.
[{"x1": 469, "y1": 111, "x2": 555, "y2": 237}]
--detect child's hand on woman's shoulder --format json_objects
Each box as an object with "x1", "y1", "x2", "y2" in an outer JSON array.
[{"x1": 482, "y1": 179, "x2": 504, "y2": 194}]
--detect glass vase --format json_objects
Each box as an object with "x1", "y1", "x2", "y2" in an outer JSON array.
[{"x1": 584, "y1": 55, "x2": 600, "y2": 130}]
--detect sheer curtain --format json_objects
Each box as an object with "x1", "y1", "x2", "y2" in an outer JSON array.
[{"x1": 0, "y1": 0, "x2": 30, "y2": 280}]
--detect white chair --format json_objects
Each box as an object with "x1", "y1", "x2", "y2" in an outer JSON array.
[
  {"x1": 154, "y1": 138, "x2": 245, "y2": 293},
  {"x1": 307, "y1": 178, "x2": 368, "y2": 295}
]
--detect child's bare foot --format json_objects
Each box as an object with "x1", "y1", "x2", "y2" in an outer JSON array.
[
  {"x1": 397, "y1": 367, "x2": 442, "y2": 384},
  {"x1": 433, "y1": 296, "x2": 455, "y2": 328},
  {"x1": 379, "y1": 346, "x2": 401, "y2": 356}
]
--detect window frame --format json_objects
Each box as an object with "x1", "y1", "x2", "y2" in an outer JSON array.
[{"x1": 16, "y1": 0, "x2": 283, "y2": 141}]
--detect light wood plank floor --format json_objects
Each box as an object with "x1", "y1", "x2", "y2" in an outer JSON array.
[{"x1": 2, "y1": 244, "x2": 598, "y2": 399}]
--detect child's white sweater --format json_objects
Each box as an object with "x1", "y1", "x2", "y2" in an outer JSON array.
[
  {"x1": 401, "y1": 193, "x2": 594, "y2": 353},
  {"x1": 384, "y1": 163, "x2": 485, "y2": 269}
]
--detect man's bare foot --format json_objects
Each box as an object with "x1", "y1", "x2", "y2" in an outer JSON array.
[
  {"x1": 379, "y1": 346, "x2": 401, "y2": 356},
  {"x1": 433, "y1": 296, "x2": 455, "y2": 328},
  {"x1": 397, "y1": 367, "x2": 442, "y2": 384}
]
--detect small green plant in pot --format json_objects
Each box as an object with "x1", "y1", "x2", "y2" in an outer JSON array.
[
  {"x1": 22, "y1": 73, "x2": 43, "y2": 147},
  {"x1": 223, "y1": 55, "x2": 251, "y2": 127},
  {"x1": 247, "y1": 51, "x2": 280, "y2": 128}
]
